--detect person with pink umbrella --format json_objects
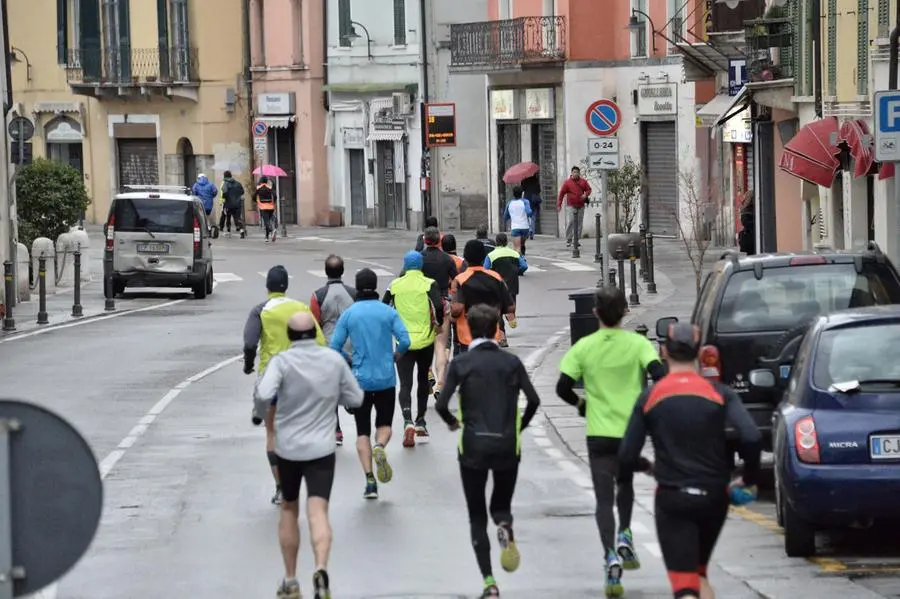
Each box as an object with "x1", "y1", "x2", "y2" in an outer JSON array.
[{"x1": 253, "y1": 175, "x2": 279, "y2": 242}]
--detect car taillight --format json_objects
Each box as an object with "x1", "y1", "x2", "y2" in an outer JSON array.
[
  {"x1": 794, "y1": 416, "x2": 821, "y2": 464},
  {"x1": 699, "y1": 345, "x2": 720, "y2": 380},
  {"x1": 193, "y1": 216, "x2": 201, "y2": 254},
  {"x1": 106, "y1": 214, "x2": 115, "y2": 250}
]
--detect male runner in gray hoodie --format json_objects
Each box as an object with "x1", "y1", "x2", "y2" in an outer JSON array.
[{"x1": 255, "y1": 312, "x2": 364, "y2": 599}]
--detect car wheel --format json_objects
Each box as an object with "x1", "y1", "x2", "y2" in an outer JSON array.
[
  {"x1": 774, "y1": 469, "x2": 784, "y2": 527},
  {"x1": 781, "y1": 483, "x2": 816, "y2": 557},
  {"x1": 206, "y1": 268, "x2": 214, "y2": 295},
  {"x1": 193, "y1": 277, "x2": 208, "y2": 300}
]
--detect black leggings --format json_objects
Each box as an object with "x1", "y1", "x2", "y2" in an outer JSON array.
[
  {"x1": 655, "y1": 487, "x2": 729, "y2": 598},
  {"x1": 397, "y1": 344, "x2": 435, "y2": 423},
  {"x1": 460, "y1": 463, "x2": 519, "y2": 579},
  {"x1": 587, "y1": 437, "x2": 635, "y2": 554},
  {"x1": 219, "y1": 207, "x2": 244, "y2": 231}
]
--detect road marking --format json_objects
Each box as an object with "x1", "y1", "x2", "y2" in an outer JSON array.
[
  {"x1": 354, "y1": 258, "x2": 395, "y2": 270},
  {"x1": 295, "y1": 236, "x2": 358, "y2": 244},
  {"x1": 525, "y1": 265, "x2": 545, "y2": 272},
  {"x1": 552, "y1": 262, "x2": 595, "y2": 272},
  {"x1": 257, "y1": 271, "x2": 295, "y2": 280},
  {"x1": 643, "y1": 542, "x2": 662, "y2": 558},
  {"x1": 631, "y1": 521, "x2": 651, "y2": 535},
  {"x1": 213, "y1": 272, "x2": 242, "y2": 283},
  {"x1": 533, "y1": 437, "x2": 553, "y2": 447}
]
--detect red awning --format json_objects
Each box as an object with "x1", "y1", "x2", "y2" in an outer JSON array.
[
  {"x1": 840, "y1": 119, "x2": 874, "y2": 179},
  {"x1": 778, "y1": 149, "x2": 839, "y2": 188},
  {"x1": 880, "y1": 162, "x2": 895, "y2": 180},
  {"x1": 783, "y1": 117, "x2": 841, "y2": 169}
]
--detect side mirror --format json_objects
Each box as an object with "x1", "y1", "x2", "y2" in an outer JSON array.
[
  {"x1": 655, "y1": 316, "x2": 678, "y2": 339},
  {"x1": 749, "y1": 369, "x2": 776, "y2": 389}
]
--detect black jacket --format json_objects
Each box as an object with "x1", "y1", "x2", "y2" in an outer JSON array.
[
  {"x1": 436, "y1": 342, "x2": 540, "y2": 469},
  {"x1": 476, "y1": 236, "x2": 496, "y2": 254},
  {"x1": 222, "y1": 178, "x2": 245, "y2": 211},
  {"x1": 421, "y1": 246, "x2": 458, "y2": 297},
  {"x1": 252, "y1": 184, "x2": 276, "y2": 207}
]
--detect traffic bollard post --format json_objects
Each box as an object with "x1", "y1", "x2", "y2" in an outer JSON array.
[
  {"x1": 628, "y1": 242, "x2": 640, "y2": 306},
  {"x1": 608, "y1": 269, "x2": 617, "y2": 287},
  {"x1": 616, "y1": 248, "x2": 626, "y2": 297},
  {"x1": 596, "y1": 254, "x2": 605, "y2": 287},
  {"x1": 37, "y1": 255, "x2": 49, "y2": 325},
  {"x1": 646, "y1": 232, "x2": 658, "y2": 294},
  {"x1": 635, "y1": 323, "x2": 649, "y2": 337},
  {"x1": 104, "y1": 250, "x2": 116, "y2": 311},
  {"x1": 2, "y1": 261, "x2": 15, "y2": 332},
  {"x1": 639, "y1": 224, "x2": 649, "y2": 282},
  {"x1": 594, "y1": 213, "x2": 602, "y2": 263},
  {"x1": 72, "y1": 247, "x2": 83, "y2": 317}
]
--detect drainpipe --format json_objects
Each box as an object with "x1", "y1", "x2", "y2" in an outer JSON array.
[
  {"x1": 322, "y1": 0, "x2": 329, "y2": 110},
  {"x1": 419, "y1": 0, "x2": 431, "y2": 218},
  {"x1": 242, "y1": 0, "x2": 255, "y2": 227},
  {"x1": 811, "y1": 0, "x2": 822, "y2": 116},
  {"x1": 890, "y1": 0, "x2": 900, "y2": 90}
]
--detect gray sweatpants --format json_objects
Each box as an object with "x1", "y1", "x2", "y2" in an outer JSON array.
[{"x1": 565, "y1": 205, "x2": 585, "y2": 246}]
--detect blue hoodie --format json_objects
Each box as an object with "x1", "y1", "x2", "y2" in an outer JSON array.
[
  {"x1": 192, "y1": 175, "x2": 218, "y2": 213},
  {"x1": 330, "y1": 298, "x2": 410, "y2": 392}
]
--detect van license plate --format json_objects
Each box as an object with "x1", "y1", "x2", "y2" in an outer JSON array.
[
  {"x1": 137, "y1": 243, "x2": 170, "y2": 254},
  {"x1": 870, "y1": 435, "x2": 900, "y2": 460}
]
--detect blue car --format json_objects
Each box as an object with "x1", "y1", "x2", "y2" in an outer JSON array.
[{"x1": 750, "y1": 306, "x2": 900, "y2": 557}]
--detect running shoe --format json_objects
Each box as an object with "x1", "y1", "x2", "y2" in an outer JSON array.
[
  {"x1": 373, "y1": 445, "x2": 393, "y2": 483},
  {"x1": 496, "y1": 522, "x2": 520, "y2": 572},
  {"x1": 482, "y1": 582, "x2": 500, "y2": 598},
  {"x1": 605, "y1": 550, "x2": 624, "y2": 598},
  {"x1": 276, "y1": 577, "x2": 301, "y2": 599},
  {"x1": 415, "y1": 419, "x2": 430, "y2": 440},
  {"x1": 271, "y1": 488, "x2": 283, "y2": 506},
  {"x1": 335, "y1": 430, "x2": 343, "y2": 446},
  {"x1": 312, "y1": 569, "x2": 330, "y2": 599},
  {"x1": 616, "y1": 529, "x2": 640, "y2": 570},
  {"x1": 363, "y1": 478, "x2": 378, "y2": 499},
  {"x1": 402, "y1": 422, "x2": 416, "y2": 448}
]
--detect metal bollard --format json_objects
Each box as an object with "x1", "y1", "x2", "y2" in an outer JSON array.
[
  {"x1": 608, "y1": 269, "x2": 617, "y2": 287},
  {"x1": 628, "y1": 242, "x2": 640, "y2": 306},
  {"x1": 639, "y1": 224, "x2": 649, "y2": 282},
  {"x1": 616, "y1": 248, "x2": 626, "y2": 297},
  {"x1": 104, "y1": 251, "x2": 116, "y2": 311},
  {"x1": 2, "y1": 261, "x2": 15, "y2": 331},
  {"x1": 37, "y1": 254, "x2": 49, "y2": 325},
  {"x1": 72, "y1": 247, "x2": 83, "y2": 317},
  {"x1": 646, "y1": 232, "x2": 658, "y2": 294},
  {"x1": 635, "y1": 323, "x2": 649, "y2": 337},
  {"x1": 594, "y1": 212, "x2": 602, "y2": 263}
]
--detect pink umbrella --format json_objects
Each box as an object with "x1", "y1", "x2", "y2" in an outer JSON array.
[
  {"x1": 502, "y1": 161, "x2": 540, "y2": 184},
  {"x1": 252, "y1": 164, "x2": 288, "y2": 177}
]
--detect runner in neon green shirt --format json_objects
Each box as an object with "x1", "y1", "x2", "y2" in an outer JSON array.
[{"x1": 556, "y1": 287, "x2": 666, "y2": 598}]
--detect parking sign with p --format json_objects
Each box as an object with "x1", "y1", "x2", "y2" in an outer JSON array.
[{"x1": 874, "y1": 90, "x2": 900, "y2": 162}]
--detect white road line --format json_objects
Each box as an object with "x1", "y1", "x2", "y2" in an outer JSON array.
[
  {"x1": 525, "y1": 265, "x2": 545, "y2": 272},
  {"x1": 213, "y1": 272, "x2": 242, "y2": 283},
  {"x1": 530, "y1": 426, "x2": 546, "y2": 437},
  {"x1": 552, "y1": 262, "x2": 595, "y2": 272},
  {"x1": 354, "y1": 258, "x2": 394, "y2": 270},
  {"x1": 643, "y1": 542, "x2": 662, "y2": 558},
  {"x1": 533, "y1": 437, "x2": 553, "y2": 448},
  {"x1": 630, "y1": 521, "x2": 651, "y2": 535},
  {"x1": 257, "y1": 271, "x2": 295, "y2": 279},
  {"x1": 543, "y1": 447, "x2": 566, "y2": 460},
  {"x1": 557, "y1": 460, "x2": 582, "y2": 475},
  {"x1": 572, "y1": 474, "x2": 593, "y2": 488}
]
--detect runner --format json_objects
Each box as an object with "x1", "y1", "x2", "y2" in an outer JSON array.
[
  {"x1": 555, "y1": 286, "x2": 666, "y2": 598},
  {"x1": 243, "y1": 265, "x2": 325, "y2": 506},
  {"x1": 219, "y1": 170, "x2": 246, "y2": 238},
  {"x1": 484, "y1": 232, "x2": 527, "y2": 348},
  {"x1": 441, "y1": 234, "x2": 465, "y2": 358},
  {"x1": 618, "y1": 322, "x2": 760, "y2": 599},
  {"x1": 253, "y1": 312, "x2": 364, "y2": 599},
  {"x1": 253, "y1": 176, "x2": 278, "y2": 242},
  {"x1": 450, "y1": 240, "x2": 516, "y2": 354},
  {"x1": 502, "y1": 185, "x2": 533, "y2": 255},
  {"x1": 414, "y1": 216, "x2": 441, "y2": 251},
  {"x1": 329, "y1": 268, "x2": 410, "y2": 499},
  {"x1": 435, "y1": 304, "x2": 541, "y2": 599},
  {"x1": 474, "y1": 224, "x2": 496, "y2": 254},
  {"x1": 420, "y1": 226, "x2": 458, "y2": 399},
  {"x1": 310, "y1": 254, "x2": 358, "y2": 446},
  {"x1": 383, "y1": 251, "x2": 443, "y2": 446}
]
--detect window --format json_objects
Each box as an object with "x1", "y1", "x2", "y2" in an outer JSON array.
[
  {"x1": 878, "y1": 0, "x2": 890, "y2": 38},
  {"x1": 394, "y1": 0, "x2": 406, "y2": 45},
  {"x1": 292, "y1": 0, "x2": 303, "y2": 64},
  {"x1": 857, "y1": 0, "x2": 869, "y2": 96},
  {"x1": 499, "y1": 0, "x2": 512, "y2": 20},
  {"x1": 813, "y1": 324, "x2": 900, "y2": 389},
  {"x1": 114, "y1": 198, "x2": 194, "y2": 234},
  {"x1": 57, "y1": 0, "x2": 68, "y2": 64},
  {"x1": 338, "y1": 0, "x2": 351, "y2": 47},
  {"x1": 668, "y1": 0, "x2": 685, "y2": 43},
  {"x1": 631, "y1": 0, "x2": 648, "y2": 58},
  {"x1": 170, "y1": 0, "x2": 190, "y2": 80},
  {"x1": 101, "y1": 0, "x2": 122, "y2": 79},
  {"x1": 716, "y1": 264, "x2": 900, "y2": 334},
  {"x1": 827, "y1": 0, "x2": 837, "y2": 96}
]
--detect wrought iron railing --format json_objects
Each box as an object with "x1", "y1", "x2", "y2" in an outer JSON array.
[
  {"x1": 450, "y1": 16, "x2": 566, "y2": 69},
  {"x1": 744, "y1": 17, "x2": 794, "y2": 81},
  {"x1": 66, "y1": 46, "x2": 199, "y2": 86}
]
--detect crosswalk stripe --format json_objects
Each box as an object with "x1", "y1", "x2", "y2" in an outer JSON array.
[
  {"x1": 643, "y1": 542, "x2": 662, "y2": 558},
  {"x1": 213, "y1": 272, "x2": 242, "y2": 283},
  {"x1": 552, "y1": 262, "x2": 596, "y2": 272},
  {"x1": 257, "y1": 271, "x2": 295, "y2": 279},
  {"x1": 526, "y1": 265, "x2": 545, "y2": 272},
  {"x1": 306, "y1": 268, "x2": 394, "y2": 278}
]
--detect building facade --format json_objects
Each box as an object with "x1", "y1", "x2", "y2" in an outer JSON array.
[
  {"x1": 450, "y1": 0, "x2": 706, "y2": 238},
  {"x1": 8, "y1": 0, "x2": 251, "y2": 225},
  {"x1": 249, "y1": 0, "x2": 329, "y2": 226}
]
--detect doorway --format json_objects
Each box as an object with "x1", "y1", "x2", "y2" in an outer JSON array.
[
  {"x1": 531, "y1": 122, "x2": 558, "y2": 236},
  {"x1": 497, "y1": 123, "x2": 521, "y2": 231},
  {"x1": 177, "y1": 137, "x2": 196, "y2": 189},
  {"x1": 348, "y1": 149, "x2": 366, "y2": 225},
  {"x1": 377, "y1": 141, "x2": 407, "y2": 229}
]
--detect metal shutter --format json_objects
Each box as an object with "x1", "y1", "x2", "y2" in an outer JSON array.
[
  {"x1": 746, "y1": 142, "x2": 754, "y2": 195},
  {"x1": 644, "y1": 122, "x2": 678, "y2": 236},
  {"x1": 117, "y1": 139, "x2": 159, "y2": 189},
  {"x1": 536, "y1": 123, "x2": 558, "y2": 236},
  {"x1": 497, "y1": 123, "x2": 521, "y2": 231}
]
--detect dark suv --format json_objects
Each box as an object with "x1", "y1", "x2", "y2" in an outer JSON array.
[{"x1": 655, "y1": 243, "x2": 900, "y2": 453}]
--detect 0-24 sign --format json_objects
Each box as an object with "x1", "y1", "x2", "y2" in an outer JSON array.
[{"x1": 588, "y1": 137, "x2": 619, "y2": 155}]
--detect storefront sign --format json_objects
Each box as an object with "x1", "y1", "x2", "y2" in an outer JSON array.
[
  {"x1": 257, "y1": 92, "x2": 295, "y2": 115},
  {"x1": 525, "y1": 88, "x2": 554, "y2": 120},
  {"x1": 373, "y1": 108, "x2": 406, "y2": 131},
  {"x1": 342, "y1": 127, "x2": 364, "y2": 148},
  {"x1": 425, "y1": 103, "x2": 457, "y2": 147},
  {"x1": 722, "y1": 107, "x2": 752, "y2": 143},
  {"x1": 491, "y1": 90, "x2": 515, "y2": 120},
  {"x1": 728, "y1": 59, "x2": 748, "y2": 96},
  {"x1": 637, "y1": 83, "x2": 677, "y2": 116}
]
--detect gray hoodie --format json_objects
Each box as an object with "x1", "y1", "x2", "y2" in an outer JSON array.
[{"x1": 254, "y1": 339, "x2": 363, "y2": 461}]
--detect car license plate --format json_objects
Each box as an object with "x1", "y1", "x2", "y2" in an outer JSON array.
[
  {"x1": 136, "y1": 242, "x2": 170, "y2": 254},
  {"x1": 870, "y1": 435, "x2": 900, "y2": 460}
]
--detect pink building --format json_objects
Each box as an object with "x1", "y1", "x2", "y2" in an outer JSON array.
[{"x1": 249, "y1": 0, "x2": 330, "y2": 226}]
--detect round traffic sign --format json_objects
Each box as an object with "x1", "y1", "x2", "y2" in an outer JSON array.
[
  {"x1": 252, "y1": 120, "x2": 268, "y2": 137},
  {"x1": 585, "y1": 99, "x2": 622, "y2": 137},
  {"x1": 8, "y1": 116, "x2": 35, "y2": 142}
]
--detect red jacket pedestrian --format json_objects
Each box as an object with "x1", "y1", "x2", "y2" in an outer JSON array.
[{"x1": 557, "y1": 167, "x2": 592, "y2": 211}]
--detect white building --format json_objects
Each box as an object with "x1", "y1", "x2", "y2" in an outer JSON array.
[{"x1": 326, "y1": 0, "x2": 489, "y2": 230}]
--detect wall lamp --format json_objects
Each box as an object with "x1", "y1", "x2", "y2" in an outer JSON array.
[
  {"x1": 10, "y1": 47, "x2": 31, "y2": 82},
  {"x1": 626, "y1": 9, "x2": 658, "y2": 54},
  {"x1": 342, "y1": 20, "x2": 373, "y2": 60}
]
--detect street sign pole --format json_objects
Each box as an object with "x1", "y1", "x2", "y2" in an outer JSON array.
[
  {"x1": 0, "y1": 419, "x2": 15, "y2": 599},
  {"x1": 599, "y1": 169, "x2": 609, "y2": 288},
  {"x1": 16, "y1": 121, "x2": 23, "y2": 169}
]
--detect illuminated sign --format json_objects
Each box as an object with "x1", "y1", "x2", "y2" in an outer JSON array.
[{"x1": 425, "y1": 103, "x2": 457, "y2": 148}]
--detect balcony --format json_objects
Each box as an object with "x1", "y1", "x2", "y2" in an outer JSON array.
[
  {"x1": 66, "y1": 46, "x2": 200, "y2": 101},
  {"x1": 744, "y1": 17, "x2": 794, "y2": 83},
  {"x1": 450, "y1": 16, "x2": 566, "y2": 72}
]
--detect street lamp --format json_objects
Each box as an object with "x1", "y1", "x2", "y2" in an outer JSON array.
[
  {"x1": 9, "y1": 46, "x2": 31, "y2": 81},
  {"x1": 342, "y1": 20, "x2": 373, "y2": 60},
  {"x1": 627, "y1": 9, "x2": 658, "y2": 54}
]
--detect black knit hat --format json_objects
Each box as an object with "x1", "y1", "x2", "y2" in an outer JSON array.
[
  {"x1": 355, "y1": 268, "x2": 378, "y2": 292},
  {"x1": 463, "y1": 239, "x2": 487, "y2": 266},
  {"x1": 266, "y1": 265, "x2": 290, "y2": 293}
]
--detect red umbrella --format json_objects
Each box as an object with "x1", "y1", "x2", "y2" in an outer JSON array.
[{"x1": 503, "y1": 162, "x2": 540, "y2": 185}]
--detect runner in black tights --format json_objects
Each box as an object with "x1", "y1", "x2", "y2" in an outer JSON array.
[
  {"x1": 435, "y1": 304, "x2": 541, "y2": 599},
  {"x1": 618, "y1": 322, "x2": 760, "y2": 599}
]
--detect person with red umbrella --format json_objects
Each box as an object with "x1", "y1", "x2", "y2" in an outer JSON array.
[
  {"x1": 557, "y1": 166, "x2": 592, "y2": 248},
  {"x1": 253, "y1": 175, "x2": 279, "y2": 243}
]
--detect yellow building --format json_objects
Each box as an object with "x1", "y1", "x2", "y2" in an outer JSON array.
[{"x1": 9, "y1": 0, "x2": 251, "y2": 225}]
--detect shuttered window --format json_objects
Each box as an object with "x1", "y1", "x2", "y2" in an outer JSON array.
[
  {"x1": 170, "y1": 0, "x2": 190, "y2": 80},
  {"x1": 338, "y1": 0, "x2": 351, "y2": 47},
  {"x1": 858, "y1": 0, "x2": 869, "y2": 96},
  {"x1": 878, "y1": 0, "x2": 890, "y2": 37},
  {"x1": 788, "y1": 0, "x2": 800, "y2": 95},
  {"x1": 57, "y1": 0, "x2": 68, "y2": 63},
  {"x1": 79, "y1": 0, "x2": 101, "y2": 79},
  {"x1": 157, "y1": 0, "x2": 169, "y2": 79},
  {"x1": 394, "y1": 0, "x2": 406, "y2": 45},
  {"x1": 827, "y1": 0, "x2": 837, "y2": 96}
]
